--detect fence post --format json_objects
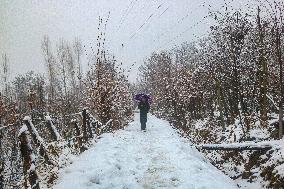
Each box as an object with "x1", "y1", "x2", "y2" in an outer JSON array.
[
  {"x1": 86, "y1": 111, "x2": 93, "y2": 138},
  {"x1": 45, "y1": 116, "x2": 61, "y2": 141},
  {"x1": 94, "y1": 120, "x2": 100, "y2": 135},
  {"x1": 71, "y1": 119, "x2": 85, "y2": 153},
  {"x1": 23, "y1": 116, "x2": 54, "y2": 165},
  {"x1": 82, "y1": 109, "x2": 88, "y2": 142},
  {"x1": 18, "y1": 125, "x2": 40, "y2": 189}
]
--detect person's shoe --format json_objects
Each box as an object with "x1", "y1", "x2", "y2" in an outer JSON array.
[{"x1": 142, "y1": 129, "x2": 146, "y2": 132}]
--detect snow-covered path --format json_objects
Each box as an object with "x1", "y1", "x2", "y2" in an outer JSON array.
[{"x1": 53, "y1": 114, "x2": 238, "y2": 189}]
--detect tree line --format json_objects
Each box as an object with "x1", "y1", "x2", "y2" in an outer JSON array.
[
  {"x1": 137, "y1": 4, "x2": 284, "y2": 140},
  {"x1": 0, "y1": 17, "x2": 134, "y2": 188}
]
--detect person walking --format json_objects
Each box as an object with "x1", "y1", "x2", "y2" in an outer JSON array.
[{"x1": 138, "y1": 96, "x2": 150, "y2": 131}]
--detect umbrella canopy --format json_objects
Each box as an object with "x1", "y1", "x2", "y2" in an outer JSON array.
[{"x1": 134, "y1": 93, "x2": 152, "y2": 104}]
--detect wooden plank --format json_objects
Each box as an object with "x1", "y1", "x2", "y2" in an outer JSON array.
[{"x1": 197, "y1": 144, "x2": 272, "y2": 151}]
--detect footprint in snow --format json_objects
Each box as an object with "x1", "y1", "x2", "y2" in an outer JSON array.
[
  {"x1": 64, "y1": 168, "x2": 72, "y2": 174},
  {"x1": 115, "y1": 164, "x2": 122, "y2": 170},
  {"x1": 89, "y1": 176, "x2": 100, "y2": 185}
]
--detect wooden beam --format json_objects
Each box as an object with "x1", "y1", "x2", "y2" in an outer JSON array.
[{"x1": 197, "y1": 144, "x2": 272, "y2": 151}]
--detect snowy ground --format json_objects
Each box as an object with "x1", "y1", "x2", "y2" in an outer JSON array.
[{"x1": 53, "y1": 113, "x2": 238, "y2": 189}]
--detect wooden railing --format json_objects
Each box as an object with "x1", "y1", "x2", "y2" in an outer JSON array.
[
  {"x1": 0, "y1": 108, "x2": 113, "y2": 189},
  {"x1": 197, "y1": 143, "x2": 273, "y2": 151}
]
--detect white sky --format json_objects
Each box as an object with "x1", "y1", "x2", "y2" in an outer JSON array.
[{"x1": 0, "y1": 0, "x2": 260, "y2": 82}]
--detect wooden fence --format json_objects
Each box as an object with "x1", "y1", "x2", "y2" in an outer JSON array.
[
  {"x1": 197, "y1": 143, "x2": 273, "y2": 151},
  {"x1": 0, "y1": 108, "x2": 113, "y2": 189}
]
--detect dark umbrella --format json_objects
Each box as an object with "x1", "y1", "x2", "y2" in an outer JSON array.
[{"x1": 134, "y1": 93, "x2": 152, "y2": 104}]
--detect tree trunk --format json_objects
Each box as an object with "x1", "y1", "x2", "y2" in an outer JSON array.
[
  {"x1": 257, "y1": 7, "x2": 268, "y2": 128},
  {"x1": 276, "y1": 26, "x2": 283, "y2": 139},
  {"x1": 215, "y1": 78, "x2": 225, "y2": 131}
]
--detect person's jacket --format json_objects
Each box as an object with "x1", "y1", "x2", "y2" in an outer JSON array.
[{"x1": 138, "y1": 101, "x2": 150, "y2": 114}]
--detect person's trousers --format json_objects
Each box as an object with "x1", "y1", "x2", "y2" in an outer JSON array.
[
  {"x1": 141, "y1": 121, "x2": 146, "y2": 130},
  {"x1": 140, "y1": 113, "x2": 147, "y2": 130}
]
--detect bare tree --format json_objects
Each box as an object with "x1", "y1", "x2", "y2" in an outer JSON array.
[
  {"x1": 1, "y1": 54, "x2": 9, "y2": 96},
  {"x1": 256, "y1": 7, "x2": 269, "y2": 128},
  {"x1": 73, "y1": 38, "x2": 83, "y2": 92},
  {"x1": 42, "y1": 36, "x2": 57, "y2": 101},
  {"x1": 270, "y1": 2, "x2": 284, "y2": 139}
]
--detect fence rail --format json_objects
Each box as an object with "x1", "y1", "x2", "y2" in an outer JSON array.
[
  {"x1": 197, "y1": 143, "x2": 273, "y2": 151},
  {"x1": 0, "y1": 108, "x2": 112, "y2": 189}
]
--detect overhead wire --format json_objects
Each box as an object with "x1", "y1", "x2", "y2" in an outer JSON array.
[
  {"x1": 153, "y1": 3, "x2": 226, "y2": 52},
  {"x1": 116, "y1": 0, "x2": 140, "y2": 33},
  {"x1": 123, "y1": 0, "x2": 205, "y2": 52},
  {"x1": 152, "y1": 2, "x2": 206, "y2": 45},
  {"x1": 128, "y1": 1, "x2": 153, "y2": 22},
  {"x1": 113, "y1": 0, "x2": 177, "y2": 78},
  {"x1": 158, "y1": 7, "x2": 170, "y2": 18},
  {"x1": 116, "y1": 0, "x2": 135, "y2": 29},
  {"x1": 139, "y1": 5, "x2": 170, "y2": 36},
  {"x1": 107, "y1": 0, "x2": 140, "y2": 60},
  {"x1": 129, "y1": 2, "x2": 166, "y2": 40},
  {"x1": 155, "y1": 16, "x2": 209, "y2": 51},
  {"x1": 119, "y1": 0, "x2": 169, "y2": 53},
  {"x1": 117, "y1": 0, "x2": 195, "y2": 65},
  {"x1": 116, "y1": 0, "x2": 168, "y2": 60},
  {"x1": 115, "y1": 0, "x2": 219, "y2": 67}
]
